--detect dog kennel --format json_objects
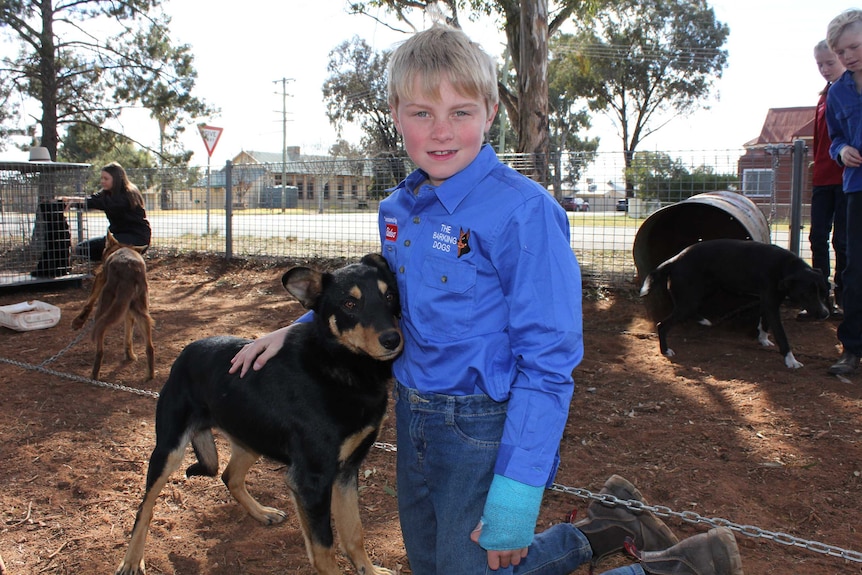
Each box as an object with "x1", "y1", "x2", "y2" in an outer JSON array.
[{"x1": 0, "y1": 149, "x2": 94, "y2": 290}]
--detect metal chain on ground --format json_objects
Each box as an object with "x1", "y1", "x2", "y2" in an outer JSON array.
[
  {"x1": 371, "y1": 441, "x2": 861, "y2": 564},
  {"x1": 548, "y1": 483, "x2": 862, "y2": 564},
  {"x1": 37, "y1": 319, "x2": 93, "y2": 367},
  {"x1": 7, "y1": 338, "x2": 859, "y2": 566},
  {"x1": 0, "y1": 355, "x2": 159, "y2": 399}
]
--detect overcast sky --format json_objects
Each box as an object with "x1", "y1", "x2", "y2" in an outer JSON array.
[{"x1": 1, "y1": 0, "x2": 856, "y2": 166}]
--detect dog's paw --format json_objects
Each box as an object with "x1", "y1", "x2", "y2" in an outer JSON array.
[
  {"x1": 251, "y1": 506, "x2": 287, "y2": 525},
  {"x1": 71, "y1": 315, "x2": 86, "y2": 330},
  {"x1": 784, "y1": 352, "x2": 803, "y2": 369},
  {"x1": 758, "y1": 333, "x2": 775, "y2": 347},
  {"x1": 115, "y1": 558, "x2": 145, "y2": 575},
  {"x1": 663, "y1": 348, "x2": 675, "y2": 358}
]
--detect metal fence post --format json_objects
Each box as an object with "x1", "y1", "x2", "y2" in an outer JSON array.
[
  {"x1": 225, "y1": 160, "x2": 233, "y2": 260},
  {"x1": 789, "y1": 139, "x2": 806, "y2": 255}
]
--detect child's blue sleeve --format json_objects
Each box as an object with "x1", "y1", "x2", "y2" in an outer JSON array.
[
  {"x1": 477, "y1": 474, "x2": 543, "y2": 550},
  {"x1": 294, "y1": 311, "x2": 314, "y2": 323}
]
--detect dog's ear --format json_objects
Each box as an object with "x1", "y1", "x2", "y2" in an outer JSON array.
[
  {"x1": 360, "y1": 253, "x2": 389, "y2": 272},
  {"x1": 106, "y1": 231, "x2": 118, "y2": 248},
  {"x1": 282, "y1": 267, "x2": 324, "y2": 309}
]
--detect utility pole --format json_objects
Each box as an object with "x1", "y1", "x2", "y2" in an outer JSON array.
[{"x1": 273, "y1": 77, "x2": 294, "y2": 211}]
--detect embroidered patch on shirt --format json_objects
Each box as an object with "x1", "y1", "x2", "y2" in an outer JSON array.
[
  {"x1": 457, "y1": 228, "x2": 471, "y2": 258},
  {"x1": 385, "y1": 222, "x2": 398, "y2": 242}
]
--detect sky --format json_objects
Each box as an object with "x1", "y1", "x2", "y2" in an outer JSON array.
[{"x1": 0, "y1": 0, "x2": 857, "y2": 166}]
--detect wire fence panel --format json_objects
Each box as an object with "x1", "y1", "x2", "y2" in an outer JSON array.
[{"x1": 0, "y1": 144, "x2": 811, "y2": 290}]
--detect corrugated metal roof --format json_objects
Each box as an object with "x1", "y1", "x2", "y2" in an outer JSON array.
[{"x1": 744, "y1": 106, "x2": 816, "y2": 147}]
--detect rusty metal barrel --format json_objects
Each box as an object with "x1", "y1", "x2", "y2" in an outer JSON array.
[{"x1": 633, "y1": 191, "x2": 771, "y2": 321}]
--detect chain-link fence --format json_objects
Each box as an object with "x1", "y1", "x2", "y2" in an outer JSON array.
[{"x1": 1, "y1": 144, "x2": 818, "y2": 290}]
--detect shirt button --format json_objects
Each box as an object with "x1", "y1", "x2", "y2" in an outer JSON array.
[
  {"x1": 413, "y1": 216, "x2": 420, "y2": 224},
  {"x1": 441, "y1": 275, "x2": 448, "y2": 283},
  {"x1": 404, "y1": 240, "x2": 411, "y2": 246},
  {"x1": 399, "y1": 266, "x2": 405, "y2": 273}
]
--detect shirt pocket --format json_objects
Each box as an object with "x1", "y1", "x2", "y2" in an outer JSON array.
[
  {"x1": 413, "y1": 256, "x2": 477, "y2": 339},
  {"x1": 836, "y1": 101, "x2": 862, "y2": 144}
]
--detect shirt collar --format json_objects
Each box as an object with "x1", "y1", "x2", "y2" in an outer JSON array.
[{"x1": 403, "y1": 144, "x2": 498, "y2": 214}]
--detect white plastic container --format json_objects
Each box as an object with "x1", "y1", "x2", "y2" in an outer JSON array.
[{"x1": 0, "y1": 301, "x2": 61, "y2": 331}]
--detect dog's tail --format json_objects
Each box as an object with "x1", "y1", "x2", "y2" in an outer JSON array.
[{"x1": 640, "y1": 262, "x2": 672, "y2": 297}]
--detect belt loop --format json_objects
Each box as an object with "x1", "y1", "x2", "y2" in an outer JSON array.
[{"x1": 445, "y1": 395, "x2": 455, "y2": 425}]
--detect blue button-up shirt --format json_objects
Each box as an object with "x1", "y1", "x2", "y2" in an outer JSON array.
[
  {"x1": 827, "y1": 69, "x2": 862, "y2": 193},
  {"x1": 378, "y1": 144, "x2": 584, "y2": 487}
]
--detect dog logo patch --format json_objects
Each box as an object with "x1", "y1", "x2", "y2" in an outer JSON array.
[{"x1": 457, "y1": 228, "x2": 471, "y2": 258}]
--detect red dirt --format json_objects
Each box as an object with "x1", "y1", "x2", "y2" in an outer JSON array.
[{"x1": 1, "y1": 253, "x2": 860, "y2": 575}]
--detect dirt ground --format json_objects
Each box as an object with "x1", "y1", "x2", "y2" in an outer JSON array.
[{"x1": 1, "y1": 252, "x2": 860, "y2": 575}]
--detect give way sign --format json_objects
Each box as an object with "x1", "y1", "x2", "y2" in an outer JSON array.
[{"x1": 198, "y1": 125, "x2": 224, "y2": 157}]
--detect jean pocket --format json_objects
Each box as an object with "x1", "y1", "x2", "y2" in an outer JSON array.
[{"x1": 450, "y1": 407, "x2": 507, "y2": 448}]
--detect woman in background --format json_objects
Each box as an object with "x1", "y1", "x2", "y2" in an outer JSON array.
[{"x1": 64, "y1": 161, "x2": 151, "y2": 261}]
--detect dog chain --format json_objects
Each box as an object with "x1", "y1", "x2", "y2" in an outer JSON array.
[
  {"x1": 547, "y1": 483, "x2": 862, "y2": 564},
  {"x1": 6, "y1": 337, "x2": 860, "y2": 566},
  {"x1": 371, "y1": 440, "x2": 861, "y2": 564},
  {"x1": 37, "y1": 318, "x2": 93, "y2": 367}
]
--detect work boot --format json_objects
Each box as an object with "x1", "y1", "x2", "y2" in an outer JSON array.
[
  {"x1": 573, "y1": 475, "x2": 679, "y2": 565},
  {"x1": 626, "y1": 526, "x2": 744, "y2": 575},
  {"x1": 828, "y1": 350, "x2": 860, "y2": 375}
]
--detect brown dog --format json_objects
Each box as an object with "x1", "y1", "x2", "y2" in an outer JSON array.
[{"x1": 73, "y1": 232, "x2": 154, "y2": 380}]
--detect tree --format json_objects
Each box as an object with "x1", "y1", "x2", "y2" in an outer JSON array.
[
  {"x1": 322, "y1": 37, "x2": 398, "y2": 156},
  {"x1": 548, "y1": 34, "x2": 600, "y2": 195},
  {"x1": 556, "y1": 0, "x2": 729, "y2": 195},
  {"x1": 60, "y1": 122, "x2": 154, "y2": 169},
  {"x1": 0, "y1": 1, "x2": 212, "y2": 162},
  {"x1": 59, "y1": 122, "x2": 154, "y2": 194},
  {"x1": 628, "y1": 150, "x2": 737, "y2": 203},
  {"x1": 113, "y1": 15, "x2": 217, "y2": 167},
  {"x1": 346, "y1": 0, "x2": 607, "y2": 184}
]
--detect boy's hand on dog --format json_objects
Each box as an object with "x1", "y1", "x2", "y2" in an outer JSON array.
[{"x1": 229, "y1": 326, "x2": 290, "y2": 377}]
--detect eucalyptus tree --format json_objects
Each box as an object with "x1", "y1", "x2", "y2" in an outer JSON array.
[
  {"x1": 346, "y1": 0, "x2": 607, "y2": 184},
  {"x1": 553, "y1": 0, "x2": 729, "y2": 195}
]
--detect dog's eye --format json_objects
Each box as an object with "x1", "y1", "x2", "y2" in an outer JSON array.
[
  {"x1": 385, "y1": 292, "x2": 395, "y2": 304},
  {"x1": 343, "y1": 299, "x2": 358, "y2": 311}
]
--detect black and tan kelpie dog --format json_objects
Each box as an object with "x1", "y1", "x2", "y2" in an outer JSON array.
[{"x1": 115, "y1": 254, "x2": 402, "y2": 575}]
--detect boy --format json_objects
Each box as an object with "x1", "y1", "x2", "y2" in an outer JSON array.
[
  {"x1": 805, "y1": 40, "x2": 846, "y2": 319},
  {"x1": 231, "y1": 25, "x2": 743, "y2": 575},
  {"x1": 826, "y1": 9, "x2": 862, "y2": 375}
]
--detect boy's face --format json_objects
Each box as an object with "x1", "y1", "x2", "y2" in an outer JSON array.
[
  {"x1": 832, "y1": 22, "x2": 862, "y2": 73},
  {"x1": 815, "y1": 47, "x2": 845, "y2": 82},
  {"x1": 391, "y1": 77, "x2": 497, "y2": 187}
]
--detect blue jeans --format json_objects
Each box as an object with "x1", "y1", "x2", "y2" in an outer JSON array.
[
  {"x1": 838, "y1": 192, "x2": 862, "y2": 355},
  {"x1": 394, "y1": 382, "x2": 646, "y2": 575},
  {"x1": 809, "y1": 184, "x2": 847, "y2": 303}
]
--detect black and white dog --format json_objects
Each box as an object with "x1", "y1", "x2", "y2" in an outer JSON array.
[{"x1": 640, "y1": 239, "x2": 829, "y2": 369}]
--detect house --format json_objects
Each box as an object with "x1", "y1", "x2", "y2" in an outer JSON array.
[
  {"x1": 737, "y1": 106, "x2": 815, "y2": 208},
  {"x1": 188, "y1": 147, "x2": 395, "y2": 210}
]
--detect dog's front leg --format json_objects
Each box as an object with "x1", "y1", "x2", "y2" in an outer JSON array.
[
  {"x1": 332, "y1": 474, "x2": 393, "y2": 575},
  {"x1": 760, "y1": 304, "x2": 803, "y2": 369},
  {"x1": 291, "y1": 488, "x2": 342, "y2": 575}
]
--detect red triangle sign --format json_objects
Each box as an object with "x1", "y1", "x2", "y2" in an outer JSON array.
[{"x1": 198, "y1": 125, "x2": 223, "y2": 157}]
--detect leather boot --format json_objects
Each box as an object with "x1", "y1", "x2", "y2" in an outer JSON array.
[
  {"x1": 628, "y1": 527, "x2": 744, "y2": 575},
  {"x1": 573, "y1": 475, "x2": 679, "y2": 565}
]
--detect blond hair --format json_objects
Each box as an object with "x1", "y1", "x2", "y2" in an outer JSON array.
[
  {"x1": 387, "y1": 25, "x2": 498, "y2": 111},
  {"x1": 814, "y1": 39, "x2": 831, "y2": 54},
  {"x1": 827, "y1": 9, "x2": 862, "y2": 51}
]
